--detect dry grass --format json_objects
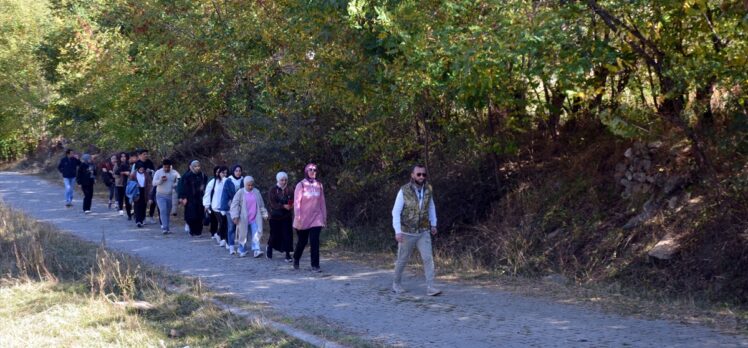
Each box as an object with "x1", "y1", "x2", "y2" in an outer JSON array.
[{"x1": 0, "y1": 202, "x2": 311, "y2": 347}]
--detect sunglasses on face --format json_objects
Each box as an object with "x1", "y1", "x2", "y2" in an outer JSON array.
[
  {"x1": 415, "y1": 173, "x2": 427, "y2": 177},
  {"x1": 307, "y1": 168, "x2": 317, "y2": 172}
]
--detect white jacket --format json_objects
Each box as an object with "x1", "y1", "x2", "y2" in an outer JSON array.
[{"x1": 202, "y1": 178, "x2": 226, "y2": 212}]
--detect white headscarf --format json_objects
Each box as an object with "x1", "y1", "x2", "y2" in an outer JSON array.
[{"x1": 276, "y1": 171, "x2": 288, "y2": 188}]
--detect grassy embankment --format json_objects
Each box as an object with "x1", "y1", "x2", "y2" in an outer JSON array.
[{"x1": 0, "y1": 201, "x2": 311, "y2": 347}]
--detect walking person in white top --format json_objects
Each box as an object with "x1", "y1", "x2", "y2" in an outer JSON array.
[
  {"x1": 152, "y1": 158, "x2": 179, "y2": 234},
  {"x1": 392, "y1": 164, "x2": 441, "y2": 296},
  {"x1": 204, "y1": 166, "x2": 228, "y2": 246}
]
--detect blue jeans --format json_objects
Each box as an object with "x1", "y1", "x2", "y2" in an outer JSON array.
[
  {"x1": 156, "y1": 194, "x2": 172, "y2": 231},
  {"x1": 249, "y1": 220, "x2": 261, "y2": 251},
  {"x1": 63, "y1": 177, "x2": 75, "y2": 203},
  {"x1": 226, "y1": 212, "x2": 236, "y2": 246}
]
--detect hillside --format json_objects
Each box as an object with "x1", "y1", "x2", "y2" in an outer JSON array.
[{"x1": 2, "y1": 0, "x2": 747, "y2": 310}]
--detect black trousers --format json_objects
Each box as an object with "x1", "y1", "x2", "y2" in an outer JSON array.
[
  {"x1": 81, "y1": 184, "x2": 94, "y2": 211},
  {"x1": 268, "y1": 219, "x2": 293, "y2": 259},
  {"x1": 134, "y1": 188, "x2": 147, "y2": 224},
  {"x1": 187, "y1": 219, "x2": 203, "y2": 236},
  {"x1": 148, "y1": 187, "x2": 157, "y2": 217},
  {"x1": 116, "y1": 186, "x2": 132, "y2": 217},
  {"x1": 294, "y1": 227, "x2": 321, "y2": 268},
  {"x1": 212, "y1": 211, "x2": 227, "y2": 241}
]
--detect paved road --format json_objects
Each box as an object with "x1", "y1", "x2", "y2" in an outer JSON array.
[{"x1": 1, "y1": 172, "x2": 746, "y2": 348}]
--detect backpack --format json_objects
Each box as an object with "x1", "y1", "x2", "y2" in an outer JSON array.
[{"x1": 125, "y1": 180, "x2": 140, "y2": 201}]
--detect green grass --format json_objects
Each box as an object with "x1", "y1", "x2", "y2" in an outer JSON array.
[{"x1": 0, "y1": 203, "x2": 311, "y2": 348}]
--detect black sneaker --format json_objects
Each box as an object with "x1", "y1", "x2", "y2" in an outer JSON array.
[
  {"x1": 311, "y1": 267, "x2": 322, "y2": 273},
  {"x1": 293, "y1": 262, "x2": 300, "y2": 270},
  {"x1": 137, "y1": 222, "x2": 143, "y2": 228},
  {"x1": 127, "y1": 216, "x2": 132, "y2": 221}
]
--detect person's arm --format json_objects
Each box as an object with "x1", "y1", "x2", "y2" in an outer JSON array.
[
  {"x1": 230, "y1": 189, "x2": 241, "y2": 223},
  {"x1": 319, "y1": 183, "x2": 327, "y2": 227},
  {"x1": 267, "y1": 187, "x2": 281, "y2": 211},
  {"x1": 202, "y1": 179, "x2": 214, "y2": 208},
  {"x1": 257, "y1": 189, "x2": 268, "y2": 219},
  {"x1": 392, "y1": 189, "x2": 404, "y2": 236},
  {"x1": 152, "y1": 169, "x2": 164, "y2": 187},
  {"x1": 428, "y1": 196, "x2": 437, "y2": 234},
  {"x1": 76, "y1": 164, "x2": 84, "y2": 185},
  {"x1": 58, "y1": 158, "x2": 65, "y2": 173},
  {"x1": 293, "y1": 182, "x2": 303, "y2": 214}
]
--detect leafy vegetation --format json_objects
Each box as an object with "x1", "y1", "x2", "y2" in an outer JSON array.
[{"x1": 1, "y1": 0, "x2": 747, "y2": 304}]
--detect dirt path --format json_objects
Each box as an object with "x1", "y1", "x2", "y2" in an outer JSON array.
[{"x1": 1, "y1": 172, "x2": 746, "y2": 348}]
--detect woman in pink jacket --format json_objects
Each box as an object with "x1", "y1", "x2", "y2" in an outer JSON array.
[{"x1": 292, "y1": 163, "x2": 327, "y2": 272}]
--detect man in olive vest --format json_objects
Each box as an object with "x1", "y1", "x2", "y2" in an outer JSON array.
[{"x1": 391, "y1": 164, "x2": 441, "y2": 296}]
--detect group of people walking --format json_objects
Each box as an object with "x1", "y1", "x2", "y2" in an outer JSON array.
[{"x1": 58, "y1": 149, "x2": 440, "y2": 295}]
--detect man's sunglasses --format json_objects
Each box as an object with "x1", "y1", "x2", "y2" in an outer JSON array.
[
  {"x1": 307, "y1": 168, "x2": 318, "y2": 172},
  {"x1": 415, "y1": 173, "x2": 427, "y2": 177}
]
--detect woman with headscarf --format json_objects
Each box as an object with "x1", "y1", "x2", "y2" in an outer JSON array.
[
  {"x1": 204, "y1": 166, "x2": 228, "y2": 246},
  {"x1": 230, "y1": 176, "x2": 268, "y2": 258},
  {"x1": 220, "y1": 164, "x2": 244, "y2": 255},
  {"x1": 179, "y1": 160, "x2": 208, "y2": 236},
  {"x1": 267, "y1": 171, "x2": 294, "y2": 262},
  {"x1": 292, "y1": 163, "x2": 327, "y2": 272},
  {"x1": 76, "y1": 153, "x2": 97, "y2": 214},
  {"x1": 130, "y1": 161, "x2": 153, "y2": 227}
]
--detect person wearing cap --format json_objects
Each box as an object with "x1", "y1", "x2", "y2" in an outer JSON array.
[
  {"x1": 220, "y1": 164, "x2": 244, "y2": 255},
  {"x1": 57, "y1": 149, "x2": 81, "y2": 207},
  {"x1": 130, "y1": 162, "x2": 153, "y2": 228},
  {"x1": 179, "y1": 160, "x2": 208, "y2": 236},
  {"x1": 292, "y1": 163, "x2": 327, "y2": 272},
  {"x1": 75, "y1": 153, "x2": 96, "y2": 214},
  {"x1": 391, "y1": 164, "x2": 441, "y2": 296},
  {"x1": 153, "y1": 158, "x2": 179, "y2": 234},
  {"x1": 267, "y1": 171, "x2": 294, "y2": 262},
  {"x1": 230, "y1": 176, "x2": 268, "y2": 257}
]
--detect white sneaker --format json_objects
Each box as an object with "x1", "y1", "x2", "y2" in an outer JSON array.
[
  {"x1": 184, "y1": 224, "x2": 190, "y2": 233},
  {"x1": 392, "y1": 283, "x2": 406, "y2": 294},
  {"x1": 239, "y1": 250, "x2": 248, "y2": 257},
  {"x1": 225, "y1": 242, "x2": 230, "y2": 250},
  {"x1": 211, "y1": 234, "x2": 219, "y2": 242},
  {"x1": 118, "y1": 210, "x2": 124, "y2": 216},
  {"x1": 218, "y1": 240, "x2": 226, "y2": 247},
  {"x1": 253, "y1": 250, "x2": 264, "y2": 258},
  {"x1": 426, "y1": 286, "x2": 442, "y2": 296},
  {"x1": 84, "y1": 210, "x2": 91, "y2": 214},
  {"x1": 229, "y1": 245, "x2": 236, "y2": 255},
  {"x1": 149, "y1": 217, "x2": 156, "y2": 224}
]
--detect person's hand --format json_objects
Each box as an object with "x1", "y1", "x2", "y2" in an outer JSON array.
[
  {"x1": 395, "y1": 233, "x2": 404, "y2": 243},
  {"x1": 179, "y1": 198, "x2": 187, "y2": 206},
  {"x1": 232, "y1": 217, "x2": 239, "y2": 225},
  {"x1": 283, "y1": 204, "x2": 291, "y2": 210},
  {"x1": 430, "y1": 226, "x2": 438, "y2": 235},
  {"x1": 148, "y1": 199, "x2": 153, "y2": 204},
  {"x1": 204, "y1": 207, "x2": 210, "y2": 213}
]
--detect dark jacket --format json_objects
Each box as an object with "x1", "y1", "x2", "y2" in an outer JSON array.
[
  {"x1": 76, "y1": 162, "x2": 96, "y2": 186},
  {"x1": 58, "y1": 156, "x2": 81, "y2": 178},
  {"x1": 268, "y1": 185, "x2": 294, "y2": 220},
  {"x1": 179, "y1": 170, "x2": 208, "y2": 221},
  {"x1": 219, "y1": 177, "x2": 243, "y2": 212}
]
